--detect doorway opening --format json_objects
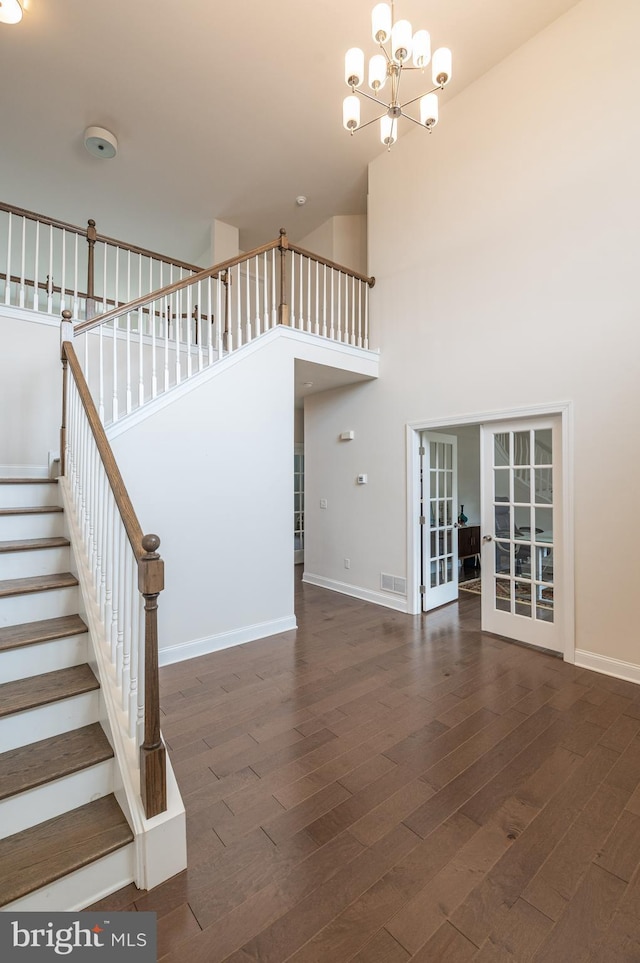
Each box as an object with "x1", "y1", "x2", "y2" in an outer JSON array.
[{"x1": 407, "y1": 405, "x2": 574, "y2": 661}]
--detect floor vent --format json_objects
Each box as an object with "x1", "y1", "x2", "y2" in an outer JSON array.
[{"x1": 381, "y1": 574, "x2": 407, "y2": 595}]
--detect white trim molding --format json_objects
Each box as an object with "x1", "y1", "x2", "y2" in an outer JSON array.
[
  {"x1": 302, "y1": 572, "x2": 409, "y2": 613},
  {"x1": 158, "y1": 615, "x2": 298, "y2": 667},
  {"x1": 575, "y1": 650, "x2": 640, "y2": 687},
  {"x1": 0, "y1": 464, "x2": 49, "y2": 478}
]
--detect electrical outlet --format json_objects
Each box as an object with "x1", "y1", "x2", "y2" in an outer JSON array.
[{"x1": 344, "y1": 558, "x2": 351, "y2": 569}]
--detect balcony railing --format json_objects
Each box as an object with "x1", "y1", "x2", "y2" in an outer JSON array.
[{"x1": 70, "y1": 229, "x2": 375, "y2": 426}]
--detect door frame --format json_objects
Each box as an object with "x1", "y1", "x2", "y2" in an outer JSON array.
[{"x1": 405, "y1": 402, "x2": 575, "y2": 664}]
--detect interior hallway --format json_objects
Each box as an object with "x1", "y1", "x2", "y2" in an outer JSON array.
[{"x1": 90, "y1": 572, "x2": 640, "y2": 962}]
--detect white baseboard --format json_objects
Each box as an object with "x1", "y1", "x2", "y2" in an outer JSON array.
[
  {"x1": 574, "y1": 649, "x2": 640, "y2": 687},
  {"x1": 302, "y1": 572, "x2": 409, "y2": 613},
  {"x1": 158, "y1": 615, "x2": 298, "y2": 666},
  {"x1": 0, "y1": 464, "x2": 49, "y2": 478}
]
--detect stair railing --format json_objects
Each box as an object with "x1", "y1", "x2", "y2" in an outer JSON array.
[
  {"x1": 72, "y1": 228, "x2": 375, "y2": 426},
  {"x1": 60, "y1": 310, "x2": 166, "y2": 819},
  {"x1": 0, "y1": 200, "x2": 199, "y2": 321}
]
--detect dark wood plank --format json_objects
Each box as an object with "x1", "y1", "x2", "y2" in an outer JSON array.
[
  {"x1": 0, "y1": 723, "x2": 112, "y2": 800},
  {"x1": 0, "y1": 536, "x2": 69, "y2": 553},
  {"x1": 0, "y1": 663, "x2": 99, "y2": 717},
  {"x1": 0, "y1": 614, "x2": 87, "y2": 652},
  {"x1": 0, "y1": 571, "x2": 78, "y2": 598},
  {"x1": 0, "y1": 795, "x2": 132, "y2": 906}
]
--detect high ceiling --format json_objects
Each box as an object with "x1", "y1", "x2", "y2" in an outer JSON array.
[{"x1": 1, "y1": 0, "x2": 580, "y2": 264}]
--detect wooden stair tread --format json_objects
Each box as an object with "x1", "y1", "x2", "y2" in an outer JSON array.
[
  {"x1": 0, "y1": 723, "x2": 113, "y2": 801},
  {"x1": 0, "y1": 794, "x2": 133, "y2": 907},
  {"x1": 0, "y1": 664, "x2": 99, "y2": 718},
  {"x1": 0, "y1": 536, "x2": 70, "y2": 553},
  {"x1": 0, "y1": 614, "x2": 88, "y2": 652},
  {"x1": 0, "y1": 478, "x2": 58, "y2": 485},
  {"x1": 0, "y1": 572, "x2": 78, "y2": 598},
  {"x1": 0, "y1": 505, "x2": 63, "y2": 516}
]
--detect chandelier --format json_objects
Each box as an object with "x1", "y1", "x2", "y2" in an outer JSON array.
[
  {"x1": 342, "y1": 2, "x2": 452, "y2": 149},
  {"x1": 0, "y1": 0, "x2": 23, "y2": 24}
]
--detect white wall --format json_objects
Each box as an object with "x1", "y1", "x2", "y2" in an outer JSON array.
[
  {"x1": 304, "y1": 0, "x2": 640, "y2": 666},
  {"x1": 300, "y1": 215, "x2": 368, "y2": 275},
  {"x1": 109, "y1": 328, "x2": 378, "y2": 663},
  {"x1": 0, "y1": 311, "x2": 60, "y2": 471},
  {"x1": 110, "y1": 337, "x2": 295, "y2": 662}
]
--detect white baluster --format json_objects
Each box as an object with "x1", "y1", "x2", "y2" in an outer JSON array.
[
  {"x1": 4, "y1": 212, "x2": 11, "y2": 306},
  {"x1": 33, "y1": 220, "x2": 40, "y2": 311},
  {"x1": 358, "y1": 280, "x2": 363, "y2": 348},
  {"x1": 121, "y1": 549, "x2": 132, "y2": 708},
  {"x1": 364, "y1": 283, "x2": 369, "y2": 348},
  {"x1": 291, "y1": 251, "x2": 296, "y2": 328},
  {"x1": 47, "y1": 223, "x2": 53, "y2": 314},
  {"x1": 307, "y1": 257, "x2": 311, "y2": 332},
  {"x1": 271, "y1": 248, "x2": 277, "y2": 328},
  {"x1": 112, "y1": 310, "x2": 119, "y2": 424},
  {"x1": 163, "y1": 294, "x2": 170, "y2": 392},
  {"x1": 207, "y1": 276, "x2": 214, "y2": 366},
  {"x1": 299, "y1": 254, "x2": 304, "y2": 331},
  {"x1": 73, "y1": 233, "x2": 79, "y2": 317},
  {"x1": 314, "y1": 261, "x2": 319, "y2": 335},
  {"x1": 236, "y1": 263, "x2": 242, "y2": 347},
  {"x1": 216, "y1": 276, "x2": 223, "y2": 359},
  {"x1": 102, "y1": 241, "x2": 108, "y2": 313},
  {"x1": 175, "y1": 288, "x2": 182, "y2": 384},
  {"x1": 330, "y1": 268, "x2": 335, "y2": 339},
  {"x1": 151, "y1": 296, "x2": 158, "y2": 398},
  {"x1": 197, "y1": 279, "x2": 203, "y2": 371},
  {"x1": 246, "y1": 260, "x2": 252, "y2": 342},
  {"x1": 255, "y1": 254, "x2": 260, "y2": 338},
  {"x1": 263, "y1": 251, "x2": 268, "y2": 333},
  {"x1": 19, "y1": 216, "x2": 26, "y2": 308},
  {"x1": 98, "y1": 323, "x2": 104, "y2": 422},
  {"x1": 128, "y1": 579, "x2": 139, "y2": 738},
  {"x1": 186, "y1": 283, "x2": 192, "y2": 378},
  {"x1": 322, "y1": 264, "x2": 327, "y2": 338},
  {"x1": 337, "y1": 271, "x2": 342, "y2": 342}
]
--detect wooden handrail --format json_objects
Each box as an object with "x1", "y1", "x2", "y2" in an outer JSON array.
[
  {"x1": 288, "y1": 242, "x2": 376, "y2": 287},
  {"x1": 61, "y1": 313, "x2": 166, "y2": 817},
  {"x1": 73, "y1": 230, "x2": 376, "y2": 335},
  {"x1": 62, "y1": 335, "x2": 146, "y2": 561},
  {"x1": 74, "y1": 236, "x2": 283, "y2": 335},
  {"x1": 0, "y1": 200, "x2": 202, "y2": 274}
]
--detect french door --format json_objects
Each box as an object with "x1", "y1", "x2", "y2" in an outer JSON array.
[
  {"x1": 420, "y1": 432, "x2": 458, "y2": 611},
  {"x1": 481, "y1": 417, "x2": 562, "y2": 652}
]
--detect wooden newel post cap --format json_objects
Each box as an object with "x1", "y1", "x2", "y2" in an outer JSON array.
[
  {"x1": 141, "y1": 533, "x2": 161, "y2": 557},
  {"x1": 61, "y1": 309, "x2": 72, "y2": 321},
  {"x1": 88, "y1": 219, "x2": 96, "y2": 227}
]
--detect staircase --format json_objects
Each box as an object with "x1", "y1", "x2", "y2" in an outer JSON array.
[{"x1": 0, "y1": 477, "x2": 135, "y2": 910}]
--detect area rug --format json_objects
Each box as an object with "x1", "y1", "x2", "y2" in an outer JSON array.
[{"x1": 459, "y1": 577, "x2": 553, "y2": 609}]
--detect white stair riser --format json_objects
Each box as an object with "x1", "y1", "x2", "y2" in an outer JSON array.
[
  {"x1": 1, "y1": 633, "x2": 88, "y2": 683},
  {"x1": 0, "y1": 585, "x2": 79, "y2": 627},
  {"x1": 3, "y1": 842, "x2": 135, "y2": 912},
  {"x1": 0, "y1": 485, "x2": 59, "y2": 509},
  {"x1": 0, "y1": 759, "x2": 114, "y2": 837},
  {"x1": 0, "y1": 545, "x2": 70, "y2": 580},
  {"x1": 0, "y1": 513, "x2": 65, "y2": 540},
  {"x1": 0, "y1": 690, "x2": 100, "y2": 753}
]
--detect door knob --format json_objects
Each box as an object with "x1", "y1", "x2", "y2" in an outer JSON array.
[{"x1": 482, "y1": 535, "x2": 492, "y2": 543}]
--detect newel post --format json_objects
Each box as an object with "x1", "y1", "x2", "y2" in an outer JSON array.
[
  {"x1": 138, "y1": 533, "x2": 167, "y2": 819},
  {"x1": 59, "y1": 309, "x2": 74, "y2": 477},
  {"x1": 278, "y1": 227, "x2": 290, "y2": 326},
  {"x1": 86, "y1": 219, "x2": 97, "y2": 319}
]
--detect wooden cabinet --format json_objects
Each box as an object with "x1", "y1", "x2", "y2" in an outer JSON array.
[{"x1": 458, "y1": 524, "x2": 481, "y2": 561}]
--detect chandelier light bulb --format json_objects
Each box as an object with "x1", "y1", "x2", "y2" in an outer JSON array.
[
  {"x1": 343, "y1": 95, "x2": 361, "y2": 132},
  {"x1": 391, "y1": 20, "x2": 413, "y2": 63},
  {"x1": 432, "y1": 47, "x2": 452, "y2": 86},
  {"x1": 412, "y1": 30, "x2": 431, "y2": 69},
  {"x1": 371, "y1": 3, "x2": 391, "y2": 44},
  {"x1": 345, "y1": 47, "x2": 365, "y2": 88},
  {"x1": 380, "y1": 115, "x2": 397, "y2": 148},
  {"x1": 342, "y1": 3, "x2": 453, "y2": 151},
  {"x1": 420, "y1": 93, "x2": 439, "y2": 128},
  {"x1": 0, "y1": 0, "x2": 23, "y2": 24},
  {"x1": 368, "y1": 54, "x2": 387, "y2": 92}
]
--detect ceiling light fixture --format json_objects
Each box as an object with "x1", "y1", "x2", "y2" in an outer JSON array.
[
  {"x1": 342, "y1": 1, "x2": 452, "y2": 150},
  {"x1": 0, "y1": 0, "x2": 23, "y2": 24}
]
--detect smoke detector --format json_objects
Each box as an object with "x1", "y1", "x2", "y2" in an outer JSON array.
[{"x1": 84, "y1": 126, "x2": 118, "y2": 159}]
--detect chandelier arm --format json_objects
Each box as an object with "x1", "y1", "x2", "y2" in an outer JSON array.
[
  {"x1": 357, "y1": 112, "x2": 389, "y2": 133},
  {"x1": 399, "y1": 111, "x2": 429, "y2": 128},
  {"x1": 399, "y1": 84, "x2": 442, "y2": 111},
  {"x1": 354, "y1": 86, "x2": 392, "y2": 109}
]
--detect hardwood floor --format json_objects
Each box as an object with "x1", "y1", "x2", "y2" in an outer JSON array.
[{"x1": 89, "y1": 571, "x2": 640, "y2": 961}]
